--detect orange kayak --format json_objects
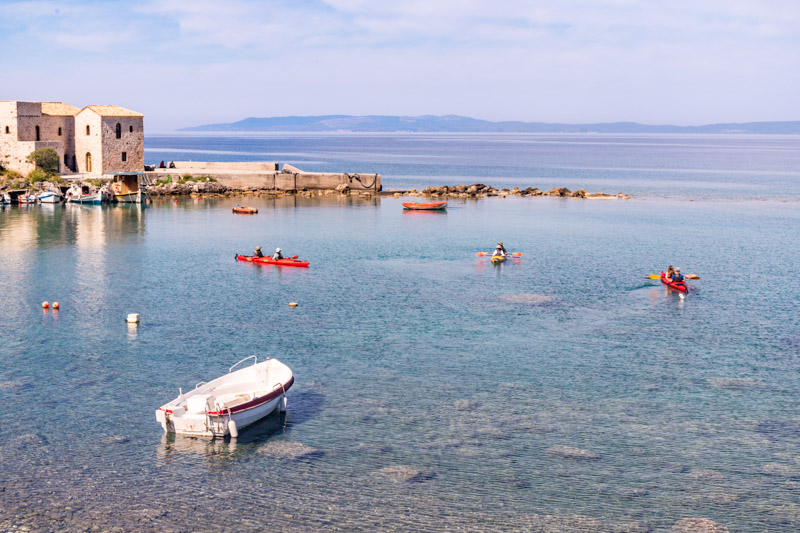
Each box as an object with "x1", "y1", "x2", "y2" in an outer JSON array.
[
  {"x1": 402, "y1": 201, "x2": 447, "y2": 210},
  {"x1": 232, "y1": 206, "x2": 258, "y2": 214}
]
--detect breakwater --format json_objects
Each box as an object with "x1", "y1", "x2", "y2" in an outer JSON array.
[{"x1": 386, "y1": 184, "x2": 630, "y2": 199}]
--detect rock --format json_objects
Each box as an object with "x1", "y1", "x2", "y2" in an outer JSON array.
[
  {"x1": 371, "y1": 465, "x2": 434, "y2": 482},
  {"x1": 455, "y1": 184, "x2": 466, "y2": 193},
  {"x1": 708, "y1": 377, "x2": 766, "y2": 390},
  {"x1": 670, "y1": 518, "x2": 729, "y2": 532},
  {"x1": 258, "y1": 441, "x2": 322, "y2": 460},
  {"x1": 334, "y1": 184, "x2": 350, "y2": 193},
  {"x1": 546, "y1": 187, "x2": 571, "y2": 197},
  {"x1": 511, "y1": 187, "x2": 521, "y2": 194},
  {"x1": 545, "y1": 445, "x2": 599, "y2": 460},
  {"x1": 571, "y1": 189, "x2": 587, "y2": 198},
  {"x1": 282, "y1": 164, "x2": 302, "y2": 173},
  {"x1": 500, "y1": 294, "x2": 556, "y2": 305},
  {"x1": 454, "y1": 399, "x2": 480, "y2": 410}
]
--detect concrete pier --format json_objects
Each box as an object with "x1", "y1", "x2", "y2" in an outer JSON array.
[{"x1": 145, "y1": 161, "x2": 380, "y2": 192}]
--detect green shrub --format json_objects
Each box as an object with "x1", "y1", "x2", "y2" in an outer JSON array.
[
  {"x1": 199, "y1": 175, "x2": 217, "y2": 182},
  {"x1": 2, "y1": 168, "x2": 24, "y2": 181},
  {"x1": 28, "y1": 168, "x2": 50, "y2": 183},
  {"x1": 155, "y1": 177, "x2": 172, "y2": 186},
  {"x1": 26, "y1": 148, "x2": 60, "y2": 174}
]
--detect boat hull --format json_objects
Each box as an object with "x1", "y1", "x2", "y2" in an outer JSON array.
[
  {"x1": 115, "y1": 191, "x2": 143, "y2": 203},
  {"x1": 236, "y1": 254, "x2": 310, "y2": 267},
  {"x1": 402, "y1": 201, "x2": 447, "y2": 210},
  {"x1": 660, "y1": 272, "x2": 688, "y2": 292},
  {"x1": 490, "y1": 254, "x2": 508, "y2": 264},
  {"x1": 156, "y1": 358, "x2": 294, "y2": 438},
  {"x1": 38, "y1": 192, "x2": 63, "y2": 203}
]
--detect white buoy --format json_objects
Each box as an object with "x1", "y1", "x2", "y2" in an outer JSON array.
[
  {"x1": 126, "y1": 313, "x2": 140, "y2": 324},
  {"x1": 227, "y1": 420, "x2": 239, "y2": 438},
  {"x1": 279, "y1": 395, "x2": 287, "y2": 412}
]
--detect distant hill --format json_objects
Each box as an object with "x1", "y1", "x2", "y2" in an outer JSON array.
[{"x1": 179, "y1": 115, "x2": 800, "y2": 134}]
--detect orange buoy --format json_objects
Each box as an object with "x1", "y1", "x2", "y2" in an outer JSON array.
[
  {"x1": 53, "y1": 302, "x2": 60, "y2": 309},
  {"x1": 42, "y1": 301, "x2": 50, "y2": 309}
]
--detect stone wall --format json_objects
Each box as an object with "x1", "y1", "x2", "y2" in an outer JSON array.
[
  {"x1": 171, "y1": 161, "x2": 278, "y2": 171},
  {"x1": 100, "y1": 117, "x2": 144, "y2": 174},
  {"x1": 0, "y1": 102, "x2": 74, "y2": 175},
  {"x1": 74, "y1": 111, "x2": 102, "y2": 174}
]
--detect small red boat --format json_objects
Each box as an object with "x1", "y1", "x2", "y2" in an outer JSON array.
[
  {"x1": 232, "y1": 206, "x2": 258, "y2": 214},
  {"x1": 402, "y1": 201, "x2": 447, "y2": 210},
  {"x1": 660, "y1": 272, "x2": 687, "y2": 292},
  {"x1": 236, "y1": 255, "x2": 309, "y2": 268}
]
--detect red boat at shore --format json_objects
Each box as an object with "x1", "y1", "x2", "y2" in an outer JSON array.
[{"x1": 402, "y1": 201, "x2": 447, "y2": 210}]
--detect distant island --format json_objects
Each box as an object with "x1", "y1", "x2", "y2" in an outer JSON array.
[{"x1": 179, "y1": 115, "x2": 800, "y2": 134}]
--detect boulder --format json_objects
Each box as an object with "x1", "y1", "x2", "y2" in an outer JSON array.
[
  {"x1": 454, "y1": 184, "x2": 466, "y2": 193},
  {"x1": 670, "y1": 518, "x2": 729, "y2": 533},
  {"x1": 258, "y1": 441, "x2": 322, "y2": 460},
  {"x1": 371, "y1": 465, "x2": 434, "y2": 482},
  {"x1": 335, "y1": 184, "x2": 350, "y2": 193},
  {"x1": 281, "y1": 164, "x2": 303, "y2": 174},
  {"x1": 571, "y1": 189, "x2": 587, "y2": 198},
  {"x1": 545, "y1": 445, "x2": 599, "y2": 460}
]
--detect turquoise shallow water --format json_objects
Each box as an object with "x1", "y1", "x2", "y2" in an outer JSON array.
[{"x1": 1, "y1": 193, "x2": 799, "y2": 531}]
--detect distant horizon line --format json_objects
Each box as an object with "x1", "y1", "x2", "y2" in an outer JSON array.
[{"x1": 176, "y1": 114, "x2": 800, "y2": 134}]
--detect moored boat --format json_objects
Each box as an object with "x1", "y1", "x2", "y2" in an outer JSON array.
[
  {"x1": 402, "y1": 201, "x2": 447, "y2": 210},
  {"x1": 66, "y1": 184, "x2": 109, "y2": 205},
  {"x1": 107, "y1": 172, "x2": 151, "y2": 203},
  {"x1": 37, "y1": 189, "x2": 64, "y2": 203},
  {"x1": 18, "y1": 191, "x2": 37, "y2": 204},
  {"x1": 660, "y1": 271, "x2": 687, "y2": 292},
  {"x1": 232, "y1": 206, "x2": 258, "y2": 214},
  {"x1": 235, "y1": 254, "x2": 310, "y2": 267},
  {"x1": 155, "y1": 356, "x2": 294, "y2": 438}
]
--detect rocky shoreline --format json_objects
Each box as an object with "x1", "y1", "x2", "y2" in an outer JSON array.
[{"x1": 147, "y1": 179, "x2": 630, "y2": 199}]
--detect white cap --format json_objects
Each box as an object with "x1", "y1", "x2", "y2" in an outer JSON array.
[
  {"x1": 276, "y1": 248, "x2": 281, "y2": 252},
  {"x1": 675, "y1": 267, "x2": 680, "y2": 272}
]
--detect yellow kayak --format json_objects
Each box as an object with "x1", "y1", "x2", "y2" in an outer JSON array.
[{"x1": 490, "y1": 255, "x2": 507, "y2": 264}]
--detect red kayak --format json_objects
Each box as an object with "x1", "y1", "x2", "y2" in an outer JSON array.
[
  {"x1": 236, "y1": 255, "x2": 310, "y2": 268},
  {"x1": 402, "y1": 201, "x2": 447, "y2": 210},
  {"x1": 661, "y1": 271, "x2": 687, "y2": 292}
]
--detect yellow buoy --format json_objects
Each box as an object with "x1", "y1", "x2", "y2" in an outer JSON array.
[{"x1": 289, "y1": 302, "x2": 298, "y2": 308}]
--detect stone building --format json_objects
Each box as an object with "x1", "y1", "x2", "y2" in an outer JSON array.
[{"x1": 0, "y1": 101, "x2": 144, "y2": 176}]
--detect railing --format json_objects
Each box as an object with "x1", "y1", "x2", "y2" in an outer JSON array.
[{"x1": 229, "y1": 355, "x2": 258, "y2": 373}]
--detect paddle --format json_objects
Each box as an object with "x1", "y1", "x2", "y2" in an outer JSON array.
[
  {"x1": 647, "y1": 274, "x2": 700, "y2": 280},
  {"x1": 476, "y1": 252, "x2": 523, "y2": 257}
]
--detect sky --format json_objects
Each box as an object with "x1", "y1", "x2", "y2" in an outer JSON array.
[{"x1": 1, "y1": 0, "x2": 799, "y2": 131}]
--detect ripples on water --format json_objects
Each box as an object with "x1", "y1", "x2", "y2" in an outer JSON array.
[{"x1": 1, "y1": 136, "x2": 800, "y2": 531}]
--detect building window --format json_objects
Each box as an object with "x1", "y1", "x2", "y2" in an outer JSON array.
[
  {"x1": 85, "y1": 152, "x2": 92, "y2": 173},
  {"x1": 35, "y1": 125, "x2": 40, "y2": 141},
  {"x1": 64, "y1": 154, "x2": 68, "y2": 166},
  {"x1": 116, "y1": 123, "x2": 122, "y2": 139},
  {"x1": 4, "y1": 126, "x2": 8, "y2": 134},
  {"x1": 129, "y1": 125, "x2": 133, "y2": 133},
  {"x1": 58, "y1": 127, "x2": 62, "y2": 136},
  {"x1": 86, "y1": 125, "x2": 90, "y2": 135},
  {"x1": 121, "y1": 152, "x2": 127, "y2": 162}
]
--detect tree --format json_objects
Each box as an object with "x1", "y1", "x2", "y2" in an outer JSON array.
[{"x1": 26, "y1": 148, "x2": 60, "y2": 174}]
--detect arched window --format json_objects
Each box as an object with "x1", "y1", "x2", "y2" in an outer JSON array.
[
  {"x1": 86, "y1": 125, "x2": 90, "y2": 135},
  {"x1": 115, "y1": 123, "x2": 121, "y2": 139},
  {"x1": 35, "y1": 125, "x2": 40, "y2": 141},
  {"x1": 58, "y1": 127, "x2": 62, "y2": 136},
  {"x1": 129, "y1": 125, "x2": 133, "y2": 133},
  {"x1": 85, "y1": 152, "x2": 92, "y2": 173}
]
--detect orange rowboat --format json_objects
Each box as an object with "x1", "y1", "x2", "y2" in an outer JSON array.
[
  {"x1": 402, "y1": 201, "x2": 447, "y2": 210},
  {"x1": 232, "y1": 206, "x2": 258, "y2": 214}
]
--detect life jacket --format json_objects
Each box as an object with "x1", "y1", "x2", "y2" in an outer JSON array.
[
  {"x1": 273, "y1": 253, "x2": 282, "y2": 260},
  {"x1": 254, "y1": 250, "x2": 263, "y2": 257},
  {"x1": 673, "y1": 273, "x2": 684, "y2": 283}
]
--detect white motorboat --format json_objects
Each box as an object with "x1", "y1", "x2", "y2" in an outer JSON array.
[
  {"x1": 155, "y1": 356, "x2": 293, "y2": 438},
  {"x1": 66, "y1": 183, "x2": 110, "y2": 205},
  {"x1": 37, "y1": 189, "x2": 64, "y2": 203}
]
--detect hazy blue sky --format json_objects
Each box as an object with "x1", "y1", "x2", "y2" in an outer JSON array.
[{"x1": 2, "y1": 0, "x2": 799, "y2": 130}]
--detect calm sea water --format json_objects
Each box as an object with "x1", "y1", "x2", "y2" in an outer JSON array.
[{"x1": 1, "y1": 134, "x2": 799, "y2": 532}]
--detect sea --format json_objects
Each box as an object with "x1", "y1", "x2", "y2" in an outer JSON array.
[{"x1": 1, "y1": 133, "x2": 799, "y2": 532}]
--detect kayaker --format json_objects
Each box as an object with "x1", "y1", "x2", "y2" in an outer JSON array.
[
  {"x1": 492, "y1": 244, "x2": 506, "y2": 257},
  {"x1": 254, "y1": 246, "x2": 263, "y2": 258},
  {"x1": 272, "y1": 248, "x2": 283, "y2": 260},
  {"x1": 665, "y1": 265, "x2": 675, "y2": 280},
  {"x1": 497, "y1": 242, "x2": 507, "y2": 255},
  {"x1": 672, "y1": 267, "x2": 685, "y2": 283}
]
